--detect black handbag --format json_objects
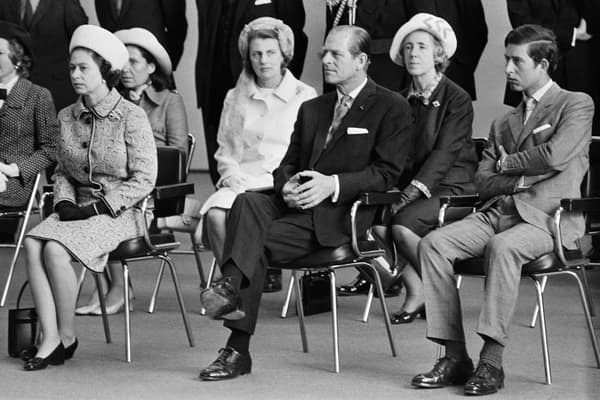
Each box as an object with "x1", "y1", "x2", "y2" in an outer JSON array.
[
  {"x1": 8, "y1": 281, "x2": 38, "y2": 358},
  {"x1": 300, "y1": 271, "x2": 331, "y2": 316}
]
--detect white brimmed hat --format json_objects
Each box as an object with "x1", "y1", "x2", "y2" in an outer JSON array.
[
  {"x1": 69, "y1": 24, "x2": 129, "y2": 70},
  {"x1": 115, "y1": 28, "x2": 172, "y2": 75},
  {"x1": 238, "y1": 17, "x2": 294, "y2": 60},
  {"x1": 389, "y1": 13, "x2": 457, "y2": 66}
]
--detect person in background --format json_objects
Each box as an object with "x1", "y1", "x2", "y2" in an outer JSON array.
[
  {"x1": 22, "y1": 25, "x2": 157, "y2": 371},
  {"x1": 95, "y1": 0, "x2": 187, "y2": 70},
  {"x1": 0, "y1": 21, "x2": 58, "y2": 240},
  {"x1": 413, "y1": 24, "x2": 593, "y2": 395},
  {"x1": 196, "y1": 17, "x2": 316, "y2": 268},
  {"x1": 0, "y1": 0, "x2": 88, "y2": 111},
  {"x1": 371, "y1": 13, "x2": 478, "y2": 325},
  {"x1": 74, "y1": 27, "x2": 188, "y2": 316}
]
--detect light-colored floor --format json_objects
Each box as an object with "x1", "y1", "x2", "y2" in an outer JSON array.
[{"x1": 0, "y1": 172, "x2": 598, "y2": 400}]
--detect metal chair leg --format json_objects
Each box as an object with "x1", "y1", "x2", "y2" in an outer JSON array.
[
  {"x1": 122, "y1": 262, "x2": 132, "y2": 362},
  {"x1": 190, "y1": 233, "x2": 206, "y2": 287},
  {"x1": 163, "y1": 255, "x2": 195, "y2": 347},
  {"x1": 148, "y1": 260, "x2": 166, "y2": 313},
  {"x1": 200, "y1": 257, "x2": 217, "y2": 316},
  {"x1": 580, "y1": 266, "x2": 596, "y2": 317},
  {"x1": 532, "y1": 277, "x2": 551, "y2": 384},
  {"x1": 530, "y1": 276, "x2": 548, "y2": 328},
  {"x1": 329, "y1": 269, "x2": 340, "y2": 373},
  {"x1": 292, "y1": 270, "x2": 308, "y2": 352},
  {"x1": 281, "y1": 273, "x2": 295, "y2": 318},
  {"x1": 93, "y1": 272, "x2": 111, "y2": 343},
  {"x1": 361, "y1": 284, "x2": 374, "y2": 323},
  {"x1": 366, "y1": 263, "x2": 397, "y2": 358}
]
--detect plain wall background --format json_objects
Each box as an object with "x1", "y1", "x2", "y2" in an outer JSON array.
[{"x1": 80, "y1": 0, "x2": 512, "y2": 171}]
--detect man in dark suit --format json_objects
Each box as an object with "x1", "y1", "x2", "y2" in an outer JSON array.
[
  {"x1": 195, "y1": 0, "x2": 307, "y2": 186},
  {"x1": 504, "y1": 0, "x2": 596, "y2": 111},
  {"x1": 95, "y1": 0, "x2": 187, "y2": 70},
  {"x1": 0, "y1": 0, "x2": 88, "y2": 111},
  {"x1": 412, "y1": 24, "x2": 593, "y2": 395},
  {"x1": 197, "y1": 25, "x2": 415, "y2": 381}
]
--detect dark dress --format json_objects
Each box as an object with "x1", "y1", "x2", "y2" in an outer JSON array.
[{"x1": 390, "y1": 76, "x2": 478, "y2": 236}]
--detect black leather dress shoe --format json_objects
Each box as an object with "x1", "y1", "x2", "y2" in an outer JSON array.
[
  {"x1": 337, "y1": 274, "x2": 370, "y2": 296},
  {"x1": 263, "y1": 269, "x2": 282, "y2": 293},
  {"x1": 23, "y1": 343, "x2": 65, "y2": 371},
  {"x1": 199, "y1": 347, "x2": 252, "y2": 381},
  {"x1": 464, "y1": 362, "x2": 504, "y2": 395},
  {"x1": 18, "y1": 346, "x2": 38, "y2": 362},
  {"x1": 412, "y1": 356, "x2": 474, "y2": 388},
  {"x1": 200, "y1": 277, "x2": 246, "y2": 320},
  {"x1": 390, "y1": 305, "x2": 425, "y2": 324}
]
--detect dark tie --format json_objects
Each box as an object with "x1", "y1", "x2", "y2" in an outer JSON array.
[
  {"x1": 325, "y1": 94, "x2": 352, "y2": 147},
  {"x1": 113, "y1": 0, "x2": 123, "y2": 16},
  {"x1": 22, "y1": 0, "x2": 33, "y2": 29},
  {"x1": 0, "y1": 88, "x2": 7, "y2": 100}
]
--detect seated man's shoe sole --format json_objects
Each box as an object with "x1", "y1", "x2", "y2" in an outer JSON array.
[
  {"x1": 464, "y1": 363, "x2": 504, "y2": 396},
  {"x1": 199, "y1": 347, "x2": 252, "y2": 381},
  {"x1": 200, "y1": 289, "x2": 246, "y2": 321},
  {"x1": 411, "y1": 357, "x2": 474, "y2": 389}
]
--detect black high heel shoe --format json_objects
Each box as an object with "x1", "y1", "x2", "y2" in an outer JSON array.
[
  {"x1": 390, "y1": 305, "x2": 426, "y2": 324},
  {"x1": 64, "y1": 338, "x2": 78, "y2": 360},
  {"x1": 23, "y1": 343, "x2": 65, "y2": 371}
]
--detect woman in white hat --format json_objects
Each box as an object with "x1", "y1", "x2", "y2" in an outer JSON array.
[
  {"x1": 73, "y1": 28, "x2": 188, "y2": 316},
  {"x1": 22, "y1": 25, "x2": 157, "y2": 370},
  {"x1": 345, "y1": 13, "x2": 480, "y2": 324},
  {"x1": 194, "y1": 17, "x2": 316, "y2": 267}
]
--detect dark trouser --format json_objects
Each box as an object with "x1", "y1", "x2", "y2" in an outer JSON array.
[{"x1": 221, "y1": 192, "x2": 322, "y2": 334}]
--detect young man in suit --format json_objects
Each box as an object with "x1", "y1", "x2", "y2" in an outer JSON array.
[
  {"x1": 197, "y1": 25, "x2": 415, "y2": 381},
  {"x1": 412, "y1": 24, "x2": 594, "y2": 395}
]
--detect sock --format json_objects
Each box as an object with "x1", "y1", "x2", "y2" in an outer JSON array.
[
  {"x1": 479, "y1": 337, "x2": 504, "y2": 370},
  {"x1": 445, "y1": 340, "x2": 469, "y2": 361},
  {"x1": 226, "y1": 328, "x2": 251, "y2": 355}
]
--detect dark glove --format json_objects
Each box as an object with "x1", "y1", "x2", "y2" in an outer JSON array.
[
  {"x1": 390, "y1": 184, "x2": 423, "y2": 216},
  {"x1": 56, "y1": 200, "x2": 109, "y2": 221}
]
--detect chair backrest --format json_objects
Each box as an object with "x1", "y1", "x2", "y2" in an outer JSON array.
[
  {"x1": 186, "y1": 133, "x2": 196, "y2": 177},
  {"x1": 154, "y1": 146, "x2": 187, "y2": 218},
  {"x1": 472, "y1": 137, "x2": 488, "y2": 162}
]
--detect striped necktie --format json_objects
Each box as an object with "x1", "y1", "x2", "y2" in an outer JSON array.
[
  {"x1": 325, "y1": 94, "x2": 352, "y2": 147},
  {"x1": 523, "y1": 96, "x2": 536, "y2": 125}
]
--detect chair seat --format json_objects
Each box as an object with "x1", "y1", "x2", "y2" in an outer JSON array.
[
  {"x1": 454, "y1": 250, "x2": 588, "y2": 276},
  {"x1": 271, "y1": 241, "x2": 381, "y2": 270},
  {"x1": 108, "y1": 233, "x2": 179, "y2": 260}
]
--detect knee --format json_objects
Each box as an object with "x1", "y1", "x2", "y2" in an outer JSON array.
[
  {"x1": 43, "y1": 241, "x2": 70, "y2": 266},
  {"x1": 391, "y1": 225, "x2": 414, "y2": 244},
  {"x1": 418, "y1": 230, "x2": 442, "y2": 255},
  {"x1": 205, "y1": 208, "x2": 226, "y2": 230},
  {"x1": 485, "y1": 235, "x2": 513, "y2": 259}
]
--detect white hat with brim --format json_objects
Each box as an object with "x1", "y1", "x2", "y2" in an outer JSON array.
[
  {"x1": 69, "y1": 24, "x2": 129, "y2": 71},
  {"x1": 389, "y1": 13, "x2": 457, "y2": 66},
  {"x1": 115, "y1": 28, "x2": 172, "y2": 75}
]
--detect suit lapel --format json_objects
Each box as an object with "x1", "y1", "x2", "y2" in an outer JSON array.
[
  {"x1": 507, "y1": 104, "x2": 523, "y2": 147},
  {"x1": 0, "y1": 79, "x2": 27, "y2": 117},
  {"x1": 517, "y1": 83, "x2": 559, "y2": 149},
  {"x1": 29, "y1": 0, "x2": 51, "y2": 30},
  {"x1": 309, "y1": 92, "x2": 336, "y2": 168},
  {"x1": 119, "y1": 0, "x2": 133, "y2": 19}
]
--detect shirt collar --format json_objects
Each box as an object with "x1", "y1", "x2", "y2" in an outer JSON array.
[
  {"x1": 141, "y1": 84, "x2": 168, "y2": 106},
  {"x1": 336, "y1": 77, "x2": 368, "y2": 103},
  {"x1": 525, "y1": 79, "x2": 554, "y2": 104},
  {"x1": 72, "y1": 88, "x2": 124, "y2": 120},
  {"x1": 249, "y1": 69, "x2": 298, "y2": 103}
]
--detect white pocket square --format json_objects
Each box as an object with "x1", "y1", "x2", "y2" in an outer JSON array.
[
  {"x1": 254, "y1": 0, "x2": 271, "y2": 4},
  {"x1": 532, "y1": 123, "x2": 552, "y2": 134},
  {"x1": 347, "y1": 127, "x2": 369, "y2": 135}
]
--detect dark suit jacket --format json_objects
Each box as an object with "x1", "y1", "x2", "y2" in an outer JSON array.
[
  {"x1": 95, "y1": 0, "x2": 187, "y2": 69},
  {"x1": 0, "y1": 79, "x2": 58, "y2": 207},
  {"x1": 273, "y1": 79, "x2": 415, "y2": 247},
  {"x1": 0, "y1": 0, "x2": 87, "y2": 111},
  {"x1": 401, "y1": 76, "x2": 478, "y2": 194},
  {"x1": 425, "y1": 0, "x2": 488, "y2": 100},
  {"x1": 476, "y1": 83, "x2": 593, "y2": 248},
  {"x1": 505, "y1": 0, "x2": 594, "y2": 106}
]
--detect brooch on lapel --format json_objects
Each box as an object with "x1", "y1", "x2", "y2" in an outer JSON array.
[
  {"x1": 107, "y1": 109, "x2": 123, "y2": 122},
  {"x1": 432, "y1": 101, "x2": 440, "y2": 108}
]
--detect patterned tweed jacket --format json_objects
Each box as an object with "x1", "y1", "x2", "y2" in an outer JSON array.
[
  {"x1": 0, "y1": 78, "x2": 58, "y2": 207},
  {"x1": 54, "y1": 89, "x2": 158, "y2": 216}
]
